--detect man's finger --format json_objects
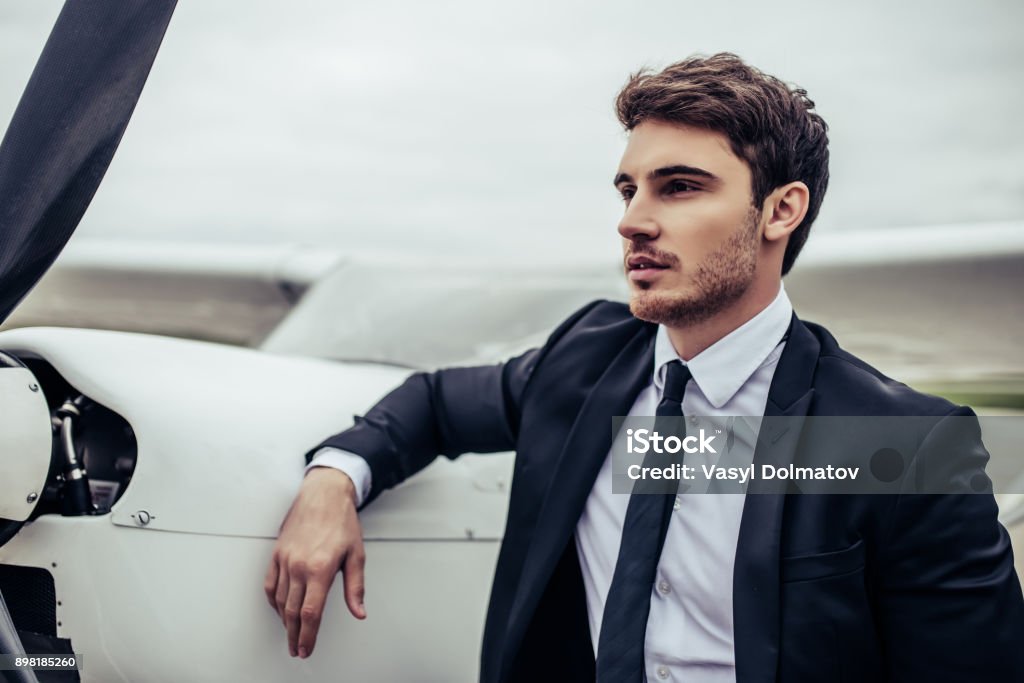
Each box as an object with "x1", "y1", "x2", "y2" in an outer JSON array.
[
  {"x1": 274, "y1": 563, "x2": 290, "y2": 622},
  {"x1": 297, "y1": 575, "x2": 332, "y2": 658},
  {"x1": 284, "y1": 564, "x2": 307, "y2": 657},
  {"x1": 342, "y1": 545, "x2": 367, "y2": 620},
  {"x1": 264, "y1": 552, "x2": 281, "y2": 611}
]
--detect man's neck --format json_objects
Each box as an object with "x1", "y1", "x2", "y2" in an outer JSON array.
[{"x1": 665, "y1": 281, "x2": 782, "y2": 361}]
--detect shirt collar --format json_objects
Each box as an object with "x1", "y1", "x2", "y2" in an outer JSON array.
[{"x1": 653, "y1": 283, "x2": 793, "y2": 409}]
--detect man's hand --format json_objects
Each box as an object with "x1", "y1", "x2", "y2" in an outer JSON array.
[{"x1": 264, "y1": 467, "x2": 367, "y2": 659}]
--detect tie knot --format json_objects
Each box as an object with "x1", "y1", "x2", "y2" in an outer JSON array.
[{"x1": 662, "y1": 359, "x2": 692, "y2": 404}]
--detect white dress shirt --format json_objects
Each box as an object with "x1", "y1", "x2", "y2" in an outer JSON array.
[
  {"x1": 577, "y1": 284, "x2": 791, "y2": 683},
  {"x1": 308, "y1": 284, "x2": 793, "y2": 682}
]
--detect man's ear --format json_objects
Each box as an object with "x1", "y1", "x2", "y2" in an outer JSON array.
[{"x1": 762, "y1": 181, "x2": 810, "y2": 243}]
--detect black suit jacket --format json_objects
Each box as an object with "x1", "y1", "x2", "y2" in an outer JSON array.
[{"x1": 310, "y1": 300, "x2": 1024, "y2": 682}]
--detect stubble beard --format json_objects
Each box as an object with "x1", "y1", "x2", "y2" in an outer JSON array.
[{"x1": 628, "y1": 207, "x2": 760, "y2": 328}]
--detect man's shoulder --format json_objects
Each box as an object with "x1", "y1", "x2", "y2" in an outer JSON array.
[
  {"x1": 803, "y1": 319, "x2": 959, "y2": 417},
  {"x1": 544, "y1": 299, "x2": 647, "y2": 348},
  {"x1": 566, "y1": 299, "x2": 637, "y2": 328},
  {"x1": 521, "y1": 300, "x2": 650, "y2": 383}
]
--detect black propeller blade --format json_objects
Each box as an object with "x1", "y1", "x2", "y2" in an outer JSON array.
[{"x1": 0, "y1": 0, "x2": 177, "y2": 324}]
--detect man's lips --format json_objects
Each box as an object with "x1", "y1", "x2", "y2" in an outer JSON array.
[
  {"x1": 626, "y1": 254, "x2": 673, "y2": 283},
  {"x1": 626, "y1": 254, "x2": 670, "y2": 270}
]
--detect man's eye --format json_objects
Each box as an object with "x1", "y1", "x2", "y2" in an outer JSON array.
[
  {"x1": 619, "y1": 187, "x2": 635, "y2": 202},
  {"x1": 667, "y1": 179, "x2": 697, "y2": 194}
]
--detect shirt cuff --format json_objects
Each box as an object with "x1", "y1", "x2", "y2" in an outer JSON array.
[{"x1": 305, "y1": 447, "x2": 372, "y2": 508}]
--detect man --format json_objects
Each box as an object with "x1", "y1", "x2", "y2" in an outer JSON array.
[{"x1": 265, "y1": 53, "x2": 1024, "y2": 681}]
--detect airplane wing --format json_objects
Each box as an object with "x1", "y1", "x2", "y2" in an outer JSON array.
[
  {"x1": 788, "y1": 220, "x2": 1024, "y2": 401},
  {"x1": 1, "y1": 240, "x2": 343, "y2": 347},
  {"x1": 7, "y1": 220, "x2": 1022, "y2": 395}
]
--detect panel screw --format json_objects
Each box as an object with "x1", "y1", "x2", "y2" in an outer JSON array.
[
  {"x1": 28, "y1": 383, "x2": 39, "y2": 392},
  {"x1": 26, "y1": 492, "x2": 38, "y2": 503},
  {"x1": 133, "y1": 510, "x2": 152, "y2": 526}
]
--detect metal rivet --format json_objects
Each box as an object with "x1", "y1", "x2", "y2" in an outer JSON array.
[
  {"x1": 28, "y1": 383, "x2": 39, "y2": 392},
  {"x1": 134, "y1": 510, "x2": 152, "y2": 526},
  {"x1": 26, "y1": 492, "x2": 38, "y2": 503}
]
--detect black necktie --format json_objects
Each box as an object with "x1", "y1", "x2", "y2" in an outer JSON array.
[{"x1": 596, "y1": 360, "x2": 692, "y2": 682}]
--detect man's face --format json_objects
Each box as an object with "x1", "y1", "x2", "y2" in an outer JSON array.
[{"x1": 615, "y1": 119, "x2": 762, "y2": 328}]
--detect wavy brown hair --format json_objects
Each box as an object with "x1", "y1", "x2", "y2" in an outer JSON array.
[{"x1": 615, "y1": 53, "x2": 829, "y2": 276}]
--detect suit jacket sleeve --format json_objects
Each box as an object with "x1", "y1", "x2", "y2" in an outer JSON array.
[
  {"x1": 876, "y1": 405, "x2": 1024, "y2": 679},
  {"x1": 305, "y1": 300, "x2": 605, "y2": 507}
]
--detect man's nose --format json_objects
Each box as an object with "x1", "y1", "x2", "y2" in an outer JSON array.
[{"x1": 617, "y1": 197, "x2": 659, "y2": 241}]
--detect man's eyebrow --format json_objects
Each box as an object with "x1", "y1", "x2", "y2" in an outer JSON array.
[{"x1": 613, "y1": 165, "x2": 720, "y2": 186}]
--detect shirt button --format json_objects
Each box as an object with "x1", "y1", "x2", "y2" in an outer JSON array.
[
  {"x1": 657, "y1": 580, "x2": 671, "y2": 595},
  {"x1": 657, "y1": 665, "x2": 670, "y2": 679}
]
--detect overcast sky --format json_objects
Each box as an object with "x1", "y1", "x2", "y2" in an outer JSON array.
[{"x1": 2, "y1": 0, "x2": 1022, "y2": 263}]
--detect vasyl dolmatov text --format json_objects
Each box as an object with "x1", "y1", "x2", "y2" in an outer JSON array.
[{"x1": 608, "y1": 415, "x2": 1024, "y2": 495}]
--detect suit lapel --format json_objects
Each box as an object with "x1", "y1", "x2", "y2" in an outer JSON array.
[
  {"x1": 502, "y1": 323, "x2": 656, "y2": 676},
  {"x1": 733, "y1": 313, "x2": 820, "y2": 683}
]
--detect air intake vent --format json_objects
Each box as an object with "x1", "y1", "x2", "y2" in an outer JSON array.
[{"x1": 0, "y1": 563, "x2": 57, "y2": 636}]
